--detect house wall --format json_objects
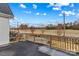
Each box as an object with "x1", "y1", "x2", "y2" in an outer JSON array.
[{"x1": 0, "y1": 17, "x2": 9, "y2": 45}]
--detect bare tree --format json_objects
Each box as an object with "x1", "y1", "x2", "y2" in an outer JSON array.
[
  {"x1": 19, "y1": 23, "x2": 28, "y2": 30},
  {"x1": 30, "y1": 26, "x2": 35, "y2": 42},
  {"x1": 41, "y1": 29, "x2": 45, "y2": 35},
  {"x1": 57, "y1": 24, "x2": 63, "y2": 36},
  {"x1": 41, "y1": 29, "x2": 46, "y2": 41}
]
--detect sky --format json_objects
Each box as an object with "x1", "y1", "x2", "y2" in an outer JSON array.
[{"x1": 9, "y1": 3, "x2": 79, "y2": 27}]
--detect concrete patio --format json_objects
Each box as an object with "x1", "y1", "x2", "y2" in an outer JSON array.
[{"x1": 0, "y1": 41, "x2": 73, "y2": 56}]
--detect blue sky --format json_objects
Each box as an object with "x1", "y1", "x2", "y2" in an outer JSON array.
[{"x1": 9, "y1": 3, "x2": 79, "y2": 27}]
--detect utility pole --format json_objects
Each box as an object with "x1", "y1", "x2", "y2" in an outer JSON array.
[
  {"x1": 63, "y1": 12, "x2": 67, "y2": 50},
  {"x1": 63, "y1": 12, "x2": 66, "y2": 37}
]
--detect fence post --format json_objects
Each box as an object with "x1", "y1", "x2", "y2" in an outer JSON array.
[
  {"x1": 49, "y1": 36, "x2": 52, "y2": 48},
  {"x1": 33, "y1": 35, "x2": 35, "y2": 42},
  {"x1": 78, "y1": 39, "x2": 79, "y2": 52}
]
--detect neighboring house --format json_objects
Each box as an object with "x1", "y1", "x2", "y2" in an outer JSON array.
[{"x1": 0, "y1": 3, "x2": 14, "y2": 46}]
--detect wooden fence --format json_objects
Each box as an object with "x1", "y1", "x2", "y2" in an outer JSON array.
[{"x1": 10, "y1": 32, "x2": 79, "y2": 55}]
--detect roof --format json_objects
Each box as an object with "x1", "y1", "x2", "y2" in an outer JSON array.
[{"x1": 0, "y1": 3, "x2": 14, "y2": 18}]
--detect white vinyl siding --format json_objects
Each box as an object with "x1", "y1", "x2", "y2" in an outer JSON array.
[{"x1": 0, "y1": 17, "x2": 9, "y2": 45}]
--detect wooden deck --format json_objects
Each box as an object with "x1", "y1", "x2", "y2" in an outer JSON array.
[
  {"x1": 0, "y1": 41, "x2": 49, "y2": 56},
  {"x1": 0, "y1": 41, "x2": 73, "y2": 56},
  {"x1": 10, "y1": 29, "x2": 79, "y2": 55}
]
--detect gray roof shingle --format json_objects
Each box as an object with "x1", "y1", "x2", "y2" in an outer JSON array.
[{"x1": 0, "y1": 3, "x2": 14, "y2": 18}]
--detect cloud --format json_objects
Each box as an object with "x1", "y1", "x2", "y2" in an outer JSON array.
[
  {"x1": 24, "y1": 11, "x2": 31, "y2": 14},
  {"x1": 36, "y1": 12, "x2": 47, "y2": 16},
  {"x1": 59, "y1": 14, "x2": 63, "y2": 16},
  {"x1": 72, "y1": 9, "x2": 75, "y2": 12},
  {"x1": 47, "y1": 4, "x2": 52, "y2": 8},
  {"x1": 78, "y1": 10, "x2": 79, "y2": 12},
  {"x1": 47, "y1": 3, "x2": 70, "y2": 8},
  {"x1": 62, "y1": 11, "x2": 75, "y2": 16},
  {"x1": 14, "y1": 17, "x2": 18, "y2": 20},
  {"x1": 60, "y1": 3, "x2": 70, "y2": 6},
  {"x1": 75, "y1": 13, "x2": 79, "y2": 18},
  {"x1": 47, "y1": 3, "x2": 61, "y2": 8},
  {"x1": 52, "y1": 7, "x2": 61, "y2": 10},
  {"x1": 33, "y1": 4, "x2": 37, "y2": 9},
  {"x1": 70, "y1": 4, "x2": 74, "y2": 7},
  {"x1": 20, "y1": 21, "x2": 26, "y2": 24},
  {"x1": 20, "y1": 4, "x2": 26, "y2": 8},
  {"x1": 36, "y1": 12, "x2": 40, "y2": 15},
  {"x1": 47, "y1": 3, "x2": 70, "y2": 12},
  {"x1": 47, "y1": 3, "x2": 56, "y2": 8},
  {"x1": 77, "y1": 14, "x2": 79, "y2": 16},
  {"x1": 77, "y1": 13, "x2": 79, "y2": 17},
  {"x1": 42, "y1": 13, "x2": 47, "y2": 16}
]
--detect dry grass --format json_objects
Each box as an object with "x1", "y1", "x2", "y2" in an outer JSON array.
[{"x1": 11, "y1": 29, "x2": 79, "y2": 37}]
